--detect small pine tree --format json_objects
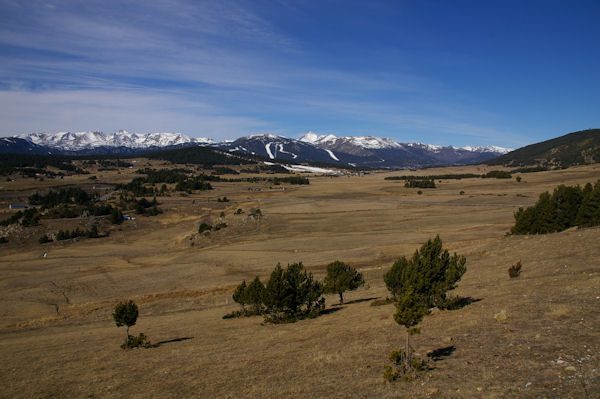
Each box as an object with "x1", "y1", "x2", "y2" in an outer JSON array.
[
  {"x1": 391, "y1": 289, "x2": 430, "y2": 375},
  {"x1": 323, "y1": 260, "x2": 365, "y2": 304},
  {"x1": 385, "y1": 236, "x2": 466, "y2": 308},
  {"x1": 113, "y1": 300, "x2": 139, "y2": 343},
  {"x1": 232, "y1": 280, "x2": 248, "y2": 313},
  {"x1": 385, "y1": 236, "x2": 467, "y2": 378}
]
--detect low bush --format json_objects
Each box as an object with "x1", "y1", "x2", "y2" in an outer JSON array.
[
  {"x1": 198, "y1": 223, "x2": 212, "y2": 234},
  {"x1": 383, "y1": 349, "x2": 428, "y2": 382},
  {"x1": 121, "y1": 333, "x2": 152, "y2": 350},
  {"x1": 508, "y1": 261, "x2": 522, "y2": 278}
]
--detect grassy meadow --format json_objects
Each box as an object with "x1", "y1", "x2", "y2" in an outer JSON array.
[{"x1": 0, "y1": 161, "x2": 598, "y2": 398}]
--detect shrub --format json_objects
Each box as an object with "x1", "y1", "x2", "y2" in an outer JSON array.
[
  {"x1": 323, "y1": 260, "x2": 364, "y2": 304},
  {"x1": 508, "y1": 261, "x2": 522, "y2": 278},
  {"x1": 213, "y1": 222, "x2": 227, "y2": 231},
  {"x1": 38, "y1": 234, "x2": 52, "y2": 244},
  {"x1": 198, "y1": 223, "x2": 212, "y2": 234},
  {"x1": 121, "y1": 333, "x2": 152, "y2": 350},
  {"x1": 110, "y1": 207, "x2": 124, "y2": 224},
  {"x1": 384, "y1": 349, "x2": 428, "y2": 382}
]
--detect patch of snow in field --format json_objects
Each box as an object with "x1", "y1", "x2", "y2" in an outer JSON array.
[{"x1": 282, "y1": 165, "x2": 339, "y2": 174}]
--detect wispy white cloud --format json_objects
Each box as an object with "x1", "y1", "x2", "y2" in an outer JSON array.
[
  {"x1": 0, "y1": 0, "x2": 532, "y2": 146},
  {"x1": 0, "y1": 88, "x2": 272, "y2": 138}
]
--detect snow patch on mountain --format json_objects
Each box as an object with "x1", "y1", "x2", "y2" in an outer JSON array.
[
  {"x1": 265, "y1": 142, "x2": 275, "y2": 159},
  {"x1": 325, "y1": 149, "x2": 339, "y2": 161},
  {"x1": 460, "y1": 145, "x2": 513, "y2": 154},
  {"x1": 277, "y1": 144, "x2": 298, "y2": 159}
]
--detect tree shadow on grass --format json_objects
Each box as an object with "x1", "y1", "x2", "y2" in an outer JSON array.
[
  {"x1": 444, "y1": 296, "x2": 482, "y2": 310},
  {"x1": 320, "y1": 307, "x2": 344, "y2": 315},
  {"x1": 151, "y1": 337, "x2": 194, "y2": 348},
  {"x1": 339, "y1": 296, "x2": 380, "y2": 306},
  {"x1": 426, "y1": 345, "x2": 456, "y2": 362}
]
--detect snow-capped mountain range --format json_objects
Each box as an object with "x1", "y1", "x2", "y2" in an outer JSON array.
[
  {"x1": 2, "y1": 130, "x2": 512, "y2": 168},
  {"x1": 19, "y1": 130, "x2": 214, "y2": 151}
]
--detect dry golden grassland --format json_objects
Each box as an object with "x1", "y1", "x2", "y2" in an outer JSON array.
[{"x1": 0, "y1": 162, "x2": 599, "y2": 398}]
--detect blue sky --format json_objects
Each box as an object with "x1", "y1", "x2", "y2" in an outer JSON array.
[{"x1": 0, "y1": 0, "x2": 598, "y2": 148}]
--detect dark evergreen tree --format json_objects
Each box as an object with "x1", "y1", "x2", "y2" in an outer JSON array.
[
  {"x1": 245, "y1": 276, "x2": 266, "y2": 314},
  {"x1": 264, "y1": 262, "x2": 324, "y2": 322},
  {"x1": 385, "y1": 237, "x2": 467, "y2": 378},
  {"x1": 575, "y1": 181, "x2": 600, "y2": 227},
  {"x1": 232, "y1": 280, "x2": 248, "y2": 313},
  {"x1": 384, "y1": 257, "x2": 408, "y2": 300},
  {"x1": 552, "y1": 184, "x2": 583, "y2": 230},
  {"x1": 264, "y1": 263, "x2": 285, "y2": 316},
  {"x1": 110, "y1": 207, "x2": 124, "y2": 224},
  {"x1": 384, "y1": 236, "x2": 466, "y2": 308},
  {"x1": 323, "y1": 260, "x2": 365, "y2": 304}
]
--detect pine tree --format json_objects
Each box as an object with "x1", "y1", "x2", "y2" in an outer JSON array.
[
  {"x1": 386, "y1": 236, "x2": 466, "y2": 309},
  {"x1": 552, "y1": 184, "x2": 583, "y2": 230},
  {"x1": 232, "y1": 280, "x2": 248, "y2": 313},
  {"x1": 264, "y1": 263, "x2": 286, "y2": 317},
  {"x1": 264, "y1": 262, "x2": 324, "y2": 322},
  {"x1": 323, "y1": 260, "x2": 364, "y2": 304},
  {"x1": 384, "y1": 257, "x2": 409, "y2": 300},
  {"x1": 576, "y1": 180, "x2": 600, "y2": 227},
  {"x1": 245, "y1": 276, "x2": 266, "y2": 314},
  {"x1": 385, "y1": 236, "x2": 467, "y2": 377}
]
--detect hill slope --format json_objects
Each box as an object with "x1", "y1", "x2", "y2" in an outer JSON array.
[{"x1": 486, "y1": 129, "x2": 600, "y2": 167}]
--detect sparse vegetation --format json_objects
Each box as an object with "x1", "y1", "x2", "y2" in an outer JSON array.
[
  {"x1": 385, "y1": 173, "x2": 480, "y2": 181},
  {"x1": 405, "y1": 179, "x2": 435, "y2": 188},
  {"x1": 483, "y1": 170, "x2": 512, "y2": 179},
  {"x1": 272, "y1": 176, "x2": 310, "y2": 185}
]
